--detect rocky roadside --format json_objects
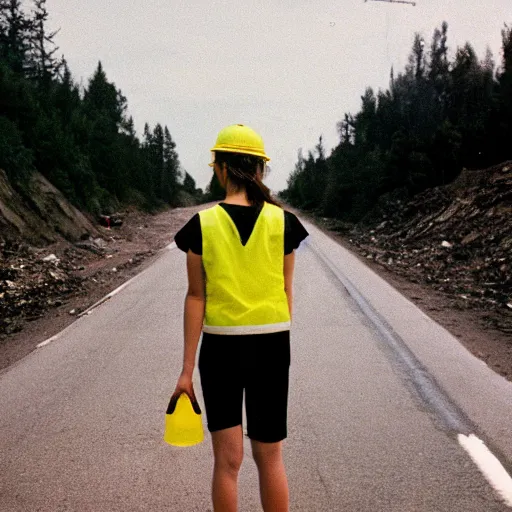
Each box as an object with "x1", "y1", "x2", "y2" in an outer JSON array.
[
  {"x1": 2, "y1": 191, "x2": 510, "y2": 383},
  {"x1": 286, "y1": 161, "x2": 511, "y2": 382},
  {"x1": 0, "y1": 203, "x2": 216, "y2": 371}
]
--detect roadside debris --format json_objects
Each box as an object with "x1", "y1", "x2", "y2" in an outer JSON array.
[
  {"x1": 99, "y1": 213, "x2": 124, "y2": 228},
  {"x1": 75, "y1": 237, "x2": 109, "y2": 255},
  {"x1": 344, "y1": 161, "x2": 512, "y2": 335},
  {"x1": 0, "y1": 205, "x2": 206, "y2": 341},
  {"x1": 42, "y1": 254, "x2": 59, "y2": 262},
  {"x1": 0, "y1": 241, "x2": 83, "y2": 336}
]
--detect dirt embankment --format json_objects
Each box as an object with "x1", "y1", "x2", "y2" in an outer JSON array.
[
  {"x1": 0, "y1": 169, "x2": 99, "y2": 245},
  {"x1": 1, "y1": 166, "x2": 211, "y2": 370},
  {"x1": 0, "y1": 199, "x2": 215, "y2": 371},
  {"x1": 349, "y1": 161, "x2": 511, "y2": 335},
  {"x1": 291, "y1": 161, "x2": 512, "y2": 381}
]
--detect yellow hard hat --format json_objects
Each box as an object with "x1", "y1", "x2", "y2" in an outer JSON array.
[
  {"x1": 209, "y1": 124, "x2": 270, "y2": 166},
  {"x1": 163, "y1": 393, "x2": 204, "y2": 447}
]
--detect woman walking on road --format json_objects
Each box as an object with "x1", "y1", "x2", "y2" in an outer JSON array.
[{"x1": 172, "y1": 124, "x2": 309, "y2": 512}]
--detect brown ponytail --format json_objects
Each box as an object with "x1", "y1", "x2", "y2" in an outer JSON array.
[{"x1": 214, "y1": 152, "x2": 283, "y2": 208}]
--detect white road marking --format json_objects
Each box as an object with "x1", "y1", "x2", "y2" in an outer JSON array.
[
  {"x1": 37, "y1": 249, "x2": 167, "y2": 349},
  {"x1": 36, "y1": 241, "x2": 178, "y2": 350},
  {"x1": 307, "y1": 237, "x2": 512, "y2": 507},
  {"x1": 458, "y1": 433, "x2": 512, "y2": 507},
  {"x1": 36, "y1": 336, "x2": 59, "y2": 348}
]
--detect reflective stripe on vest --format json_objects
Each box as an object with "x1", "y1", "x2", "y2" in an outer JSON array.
[{"x1": 199, "y1": 201, "x2": 291, "y2": 335}]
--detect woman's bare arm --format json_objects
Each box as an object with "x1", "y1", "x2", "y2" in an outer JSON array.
[
  {"x1": 182, "y1": 250, "x2": 206, "y2": 375},
  {"x1": 284, "y1": 251, "x2": 295, "y2": 321}
]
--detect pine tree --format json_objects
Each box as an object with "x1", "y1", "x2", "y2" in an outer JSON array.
[
  {"x1": 496, "y1": 24, "x2": 512, "y2": 162},
  {"x1": 183, "y1": 171, "x2": 196, "y2": 194},
  {"x1": 152, "y1": 123, "x2": 165, "y2": 200},
  {"x1": 337, "y1": 113, "x2": 355, "y2": 146},
  {"x1": 409, "y1": 33, "x2": 426, "y2": 81},
  {"x1": 30, "y1": 0, "x2": 60, "y2": 82},
  {"x1": 163, "y1": 126, "x2": 180, "y2": 205},
  {"x1": 140, "y1": 123, "x2": 157, "y2": 201},
  {"x1": 284, "y1": 149, "x2": 304, "y2": 205},
  {"x1": 0, "y1": 0, "x2": 32, "y2": 74},
  {"x1": 56, "y1": 59, "x2": 81, "y2": 118},
  {"x1": 205, "y1": 171, "x2": 224, "y2": 201},
  {"x1": 0, "y1": 1, "x2": 7, "y2": 55},
  {"x1": 354, "y1": 88, "x2": 377, "y2": 148},
  {"x1": 429, "y1": 22, "x2": 449, "y2": 83},
  {"x1": 0, "y1": 115, "x2": 33, "y2": 182},
  {"x1": 428, "y1": 22, "x2": 450, "y2": 118},
  {"x1": 313, "y1": 136, "x2": 328, "y2": 206},
  {"x1": 84, "y1": 61, "x2": 126, "y2": 124},
  {"x1": 83, "y1": 62, "x2": 128, "y2": 201}
]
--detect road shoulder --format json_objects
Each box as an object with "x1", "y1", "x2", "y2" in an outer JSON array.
[{"x1": 287, "y1": 205, "x2": 511, "y2": 383}]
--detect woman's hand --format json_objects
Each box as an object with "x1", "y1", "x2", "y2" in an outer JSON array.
[
  {"x1": 172, "y1": 370, "x2": 197, "y2": 402},
  {"x1": 168, "y1": 369, "x2": 201, "y2": 414}
]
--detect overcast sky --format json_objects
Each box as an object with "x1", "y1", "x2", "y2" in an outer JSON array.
[{"x1": 46, "y1": 0, "x2": 511, "y2": 193}]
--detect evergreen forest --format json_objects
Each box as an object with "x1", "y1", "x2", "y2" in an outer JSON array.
[
  {"x1": 2, "y1": 2, "x2": 511, "y2": 222},
  {"x1": 279, "y1": 22, "x2": 512, "y2": 222},
  {"x1": 0, "y1": 0, "x2": 200, "y2": 216}
]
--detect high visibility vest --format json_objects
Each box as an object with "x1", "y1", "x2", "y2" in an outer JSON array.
[{"x1": 199, "y1": 201, "x2": 291, "y2": 335}]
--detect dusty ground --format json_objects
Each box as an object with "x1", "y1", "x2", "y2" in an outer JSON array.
[{"x1": 1, "y1": 201, "x2": 510, "y2": 384}]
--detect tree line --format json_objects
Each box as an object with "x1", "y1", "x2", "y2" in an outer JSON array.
[
  {"x1": 280, "y1": 22, "x2": 512, "y2": 222},
  {"x1": 0, "y1": 0, "x2": 201, "y2": 216}
]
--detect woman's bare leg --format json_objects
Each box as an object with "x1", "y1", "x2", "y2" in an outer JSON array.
[
  {"x1": 211, "y1": 425, "x2": 244, "y2": 512},
  {"x1": 251, "y1": 439, "x2": 289, "y2": 512}
]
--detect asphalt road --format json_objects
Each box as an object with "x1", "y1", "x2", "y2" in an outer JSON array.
[{"x1": 1, "y1": 216, "x2": 512, "y2": 511}]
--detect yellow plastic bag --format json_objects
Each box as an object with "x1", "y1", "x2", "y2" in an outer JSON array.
[{"x1": 164, "y1": 393, "x2": 204, "y2": 447}]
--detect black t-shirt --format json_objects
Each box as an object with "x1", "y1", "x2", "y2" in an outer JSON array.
[{"x1": 174, "y1": 202, "x2": 309, "y2": 255}]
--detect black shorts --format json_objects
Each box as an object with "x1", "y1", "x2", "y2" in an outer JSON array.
[{"x1": 198, "y1": 330, "x2": 291, "y2": 443}]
